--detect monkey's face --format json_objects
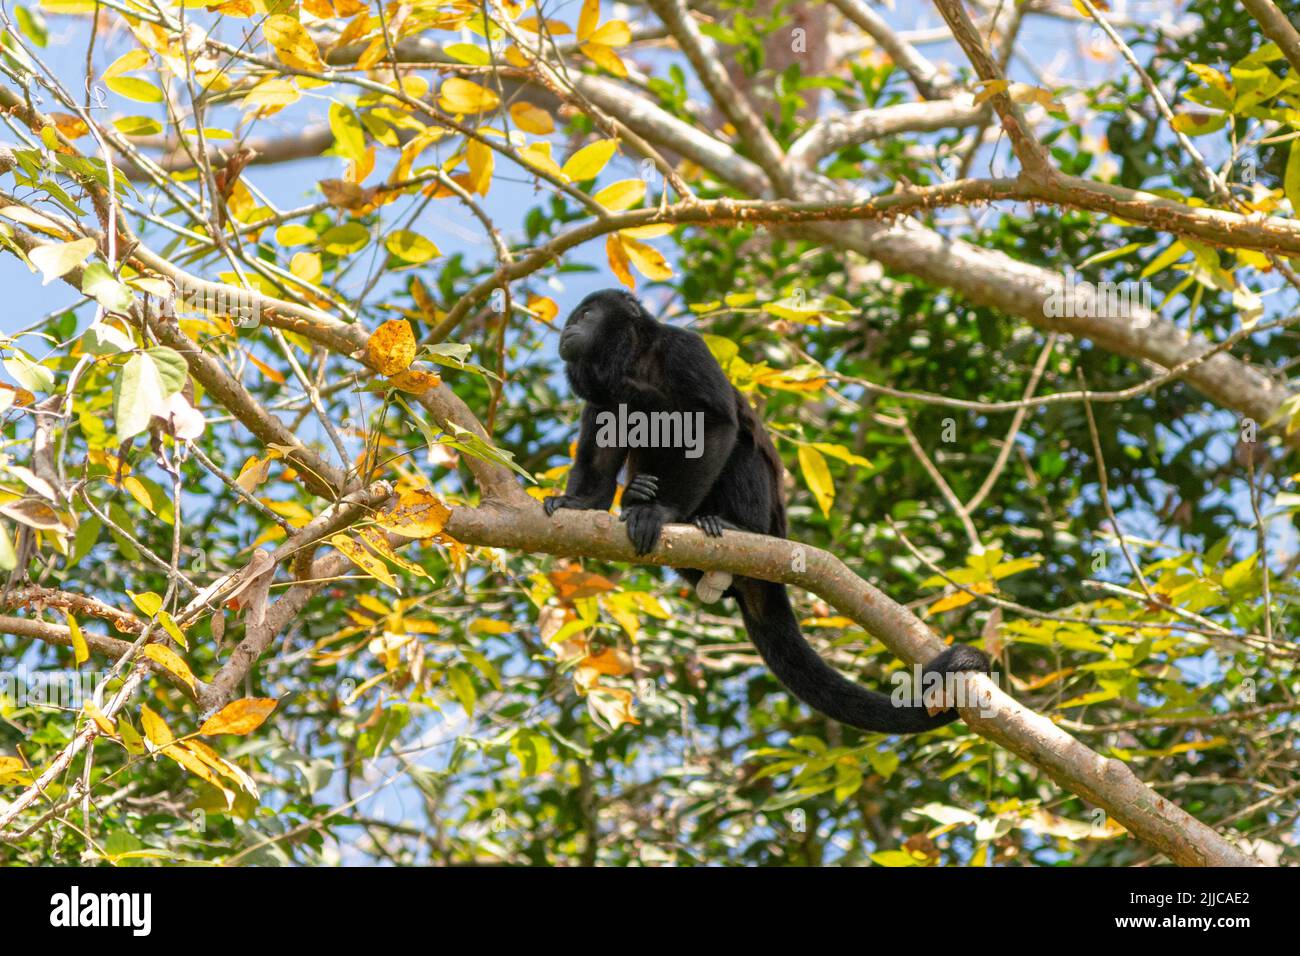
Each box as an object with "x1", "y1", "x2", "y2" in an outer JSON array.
[{"x1": 558, "y1": 289, "x2": 646, "y2": 363}]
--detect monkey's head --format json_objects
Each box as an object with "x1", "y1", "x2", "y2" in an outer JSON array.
[
  {"x1": 558, "y1": 289, "x2": 656, "y2": 363},
  {"x1": 558, "y1": 289, "x2": 658, "y2": 402}
]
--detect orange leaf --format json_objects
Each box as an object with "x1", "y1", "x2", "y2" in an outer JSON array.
[
  {"x1": 199, "y1": 697, "x2": 279, "y2": 735},
  {"x1": 366, "y1": 319, "x2": 416, "y2": 375}
]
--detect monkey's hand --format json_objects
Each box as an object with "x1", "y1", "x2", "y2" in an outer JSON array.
[
  {"x1": 692, "y1": 514, "x2": 728, "y2": 537},
  {"x1": 620, "y1": 502, "x2": 668, "y2": 555},
  {"x1": 919, "y1": 645, "x2": 992, "y2": 717},
  {"x1": 621, "y1": 473, "x2": 658, "y2": 506},
  {"x1": 543, "y1": 494, "x2": 601, "y2": 517}
]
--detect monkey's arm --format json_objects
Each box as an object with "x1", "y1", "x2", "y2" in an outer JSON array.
[
  {"x1": 621, "y1": 333, "x2": 742, "y2": 552},
  {"x1": 544, "y1": 403, "x2": 627, "y2": 515}
]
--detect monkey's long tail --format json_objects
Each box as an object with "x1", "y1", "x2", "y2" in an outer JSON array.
[{"x1": 732, "y1": 577, "x2": 958, "y2": 734}]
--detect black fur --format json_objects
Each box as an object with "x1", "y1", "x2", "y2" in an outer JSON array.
[{"x1": 546, "y1": 289, "x2": 990, "y2": 734}]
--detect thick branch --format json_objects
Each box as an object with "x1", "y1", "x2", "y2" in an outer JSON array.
[
  {"x1": 789, "y1": 97, "x2": 990, "y2": 168},
  {"x1": 442, "y1": 501, "x2": 1263, "y2": 867},
  {"x1": 830, "y1": 0, "x2": 957, "y2": 99},
  {"x1": 1241, "y1": 0, "x2": 1300, "y2": 79}
]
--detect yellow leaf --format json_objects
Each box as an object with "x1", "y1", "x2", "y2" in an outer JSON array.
[
  {"x1": 158, "y1": 609, "x2": 188, "y2": 651},
  {"x1": 235, "y1": 453, "x2": 273, "y2": 492},
  {"x1": 0, "y1": 755, "x2": 33, "y2": 786},
  {"x1": 65, "y1": 611, "x2": 88, "y2": 666},
  {"x1": 208, "y1": 0, "x2": 253, "y2": 15},
  {"x1": 606, "y1": 234, "x2": 634, "y2": 289},
  {"x1": 139, "y1": 703, "x2": 175, "y2": 748},
  {"x1": 83, "y1": 701, "x2": 116, "y2": 735},
  {"x1": 562, "y1": 138, "x2": 618, "y2": 181},
  {"x1": 797, "y1": 444, "x2": 834, "y2": 517},
  {"x1": 290, "y1": 251, "x2": 322, "y2": 283},
  {"x1": 527, "y1": 295, "x2": 558, "y2": 323},
  {"x1": 142, "y1": 644, "x2": 198, "y2": 693},
  {"x1": 619, "y1": 236, "x2": 673, "y2": 280},
  {"x1": 619, "y1": 223, "x2": 674, "y2": 239},
  {"x1": 161, "y1": 741, "x2": 236, "y2": 808},
  {"x1": 356, "y1": 35, "x2": 388, "y2": 71},
  {"x1": 377, "y1": 489, "x2": 450, "y2": 538},
  {"x1": 577, "y1": 0, "x2": 600, "y2": 40},
  {"x1": 973, "y1": 78, "x2": 1009, "y2": 106},
  {"x1": 248, "y1": 353, "x2": 286, "y2": 384},
  {"x1": 358, "y1": 526, "x2": 431, "y2": 579},
  {"x1": 331, "y1": 533, "x2": 399, "y2": 588},
  {"x1": 466, "y1": 138, "x2": 494, "y2": 196},
  {"x1": 104, "y1": 48, "x2": 150, "y2": 79},
  {"x1": 582, "y1": 43, "x2": 628, "y2": 77},
  {"x1": 518, "y1": 141, "x2": 565, "y2": 179},
  {"x1": 587, "y1": 686, "x2": 639, "y2": 728},
  {"x1": 593, "y1": 178, "x2": 645, "y2": 211},
  {"x1": 242, "y1": 77, "x2": 300, "y2": 115},
  {"x1": 366, "y1": 319, "x2": 416, "y2": 375},
  {"x1": 184, "y1": 738, "x2": 258, "y2": 796},
  {"x1": 509, "y1": 101, "x2": 553, "y2": 134},
  {"x1": 276, "y1": 224, "x2": 318, "y2": 246},
  {"x1": 386, "y1": 368, "x2": 442, "y2": 393},
  {"x1": 199, "y1": 697, "x2": 278, "y2": 735},
  {"x1": 587, "y1": 20, "x2": 631, "y2": 46},
  {"x1": 438, "y1": 78, "x2": 500, "y2": 114},
  {"x1": 263, "y1": 15, "x2": 327, "y2": 71}
]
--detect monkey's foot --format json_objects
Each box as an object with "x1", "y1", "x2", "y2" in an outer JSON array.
[
  {"x1": 620, "y1": 503, "x2": 666, "y2": 555},
  {"x1": 692, "y1": 514, "x2": 727, "y2": 537},
  {"x1": 920, "y1": 645, "x2": 992, "y2": 716},
  {"x1": 543, "y1": 494, "x2": 596, "y2": 517},
  {"x1": 695, "y1": 570, "x2": 732, "y2": 603},
  {"x1": 622, "y1": 473, "x2": 659, "y2": 506}
]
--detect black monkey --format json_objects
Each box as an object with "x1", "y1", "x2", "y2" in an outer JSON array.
[{"x1": 545, "y1": 289, "x2": 990, "y2": 733}]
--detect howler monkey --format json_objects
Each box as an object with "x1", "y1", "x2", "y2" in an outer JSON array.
[{"x1": 545, "y1": 289, "x2": 990, "y2": 733}]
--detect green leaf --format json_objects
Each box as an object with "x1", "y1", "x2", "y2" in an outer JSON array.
[
  {"x1": 146, "y1": 346, "x2": 188, "y2": 396},
  {"x1": 80, "y1": 262, "x2": 136, "y2": 312},
  {"x1": 158, "y1": 610, "x2": 188, "y2": 650},
  {"x1": 14, "y1": 5, "x2": 48, "y2": 47},
  {"x1": 443, "y1": 42, "x2": 491, "y2": 65},
  {"x1": 328, "y1": 102, "x2": 366, "y2": 164},
  {"x1": 870, "y1": 850, "x2": 924, "y2": 867},
  {"x1": 319, "y1": 222, "x2": 370, "y2": 255},
  {"x1": 114, "y1": 351, "x2": 166, "y2": 443},
  {"x1": 385, "y1": 230, "x2": 441, "y2": 263},
  {"x1": 113, "y1": 115, "x2": 163, "y2": 136},
  {"x1": 81, "y1": 320, "x2": 134, "y2": 355},
  {"x1": 1077, "y1": 242, "x2": 1143, "y2": 270},
  {"x1": 104, "y1": 75, "x2": 163, "y2": 103},
  {"x1": 1285, "y1": 140, "x2": 1300, "y2": 215},
  {"x1": 4, "y1": 350, "x2": 55, "y2": 392},
  {"x1": 68, "y1": 514, "x2": 100, "y2": 566},
  {"x1": 29, "y1": 237, "x2": 96, "y2": 283},
  {"x1": 446, "y1": 666, "x2": 476, "y2": 715},
  {"x1": 0, "y1": 521, "x2": 16, "y2": 572}
]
